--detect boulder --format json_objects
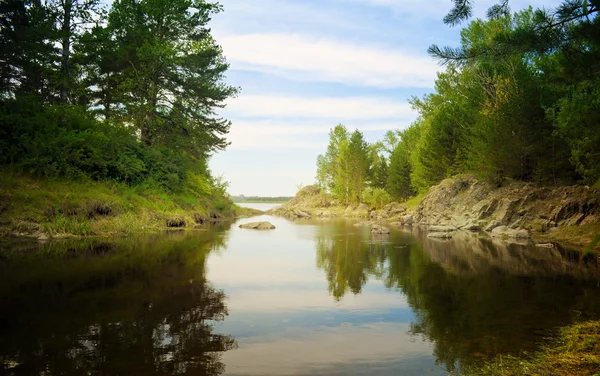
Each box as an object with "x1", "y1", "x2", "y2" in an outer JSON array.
[
  {"x1": 239, "y1": 221, "x2": 276, "y2": 230},
  {"x1": 354, "y1": 203, "x2": 370, "y2": 218}
]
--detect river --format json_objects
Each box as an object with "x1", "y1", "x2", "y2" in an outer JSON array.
[{"x1": 1, "y1": 204, "x2": 599, "y2": 375}]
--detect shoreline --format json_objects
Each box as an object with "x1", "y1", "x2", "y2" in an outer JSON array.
[
  {"x1": 267, "y1": 177, "x2": 600, "y2": 252},
  {"x1": 0, "y1": 171, "x2": 262, "y2": 240}
]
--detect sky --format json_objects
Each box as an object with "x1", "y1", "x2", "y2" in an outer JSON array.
[{"x1": 207, "y1": 0, "x2": 560, "y2": 197}]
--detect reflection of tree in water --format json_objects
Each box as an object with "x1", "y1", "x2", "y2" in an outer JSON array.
[
  {"x1": 315, "y1": 224, "x2": 389, "y2": 300},
  {"x1": 314, "y1": 223, "x2": 600, "y2": 373},
  {"x1": 0, "y1": 230, "x2": 236, "y2": 375}
]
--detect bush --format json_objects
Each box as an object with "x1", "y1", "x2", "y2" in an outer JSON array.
[
  {"x1": 362, "y1": 187, "x2": 391, "y2": 209},
  {"x1": 0, "y1": 98, "x2": 189, "y2": 192}
]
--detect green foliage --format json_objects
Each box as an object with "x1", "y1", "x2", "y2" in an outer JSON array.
[
  {"x1": 387, "y1": 142, "x2": 413, "y2": 200},
  {"x1": 0, "y1": 0, "x2": 237, "y2": 206},
  {"x1": 361, "y1": 187, "x2": 391, "y2": 209},
  {"x1": 316, "y1": 5, "x2": 599, "y2": 202},
  {"x1": 553, "y1": 77, "x2": 600, "y2": 185}
]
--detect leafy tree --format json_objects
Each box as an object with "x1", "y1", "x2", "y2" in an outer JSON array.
[
  {"x1": 108, "y1": 0, "x2": 238, "y2": 157},
  {"x1": 316, "y1": 124, "x2": 349, "y2": 192}
]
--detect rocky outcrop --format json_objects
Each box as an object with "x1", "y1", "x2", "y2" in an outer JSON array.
[
  {"x1": 267, "y1": 177, "x2": 599, "y2": 246},
  {"x1": 414, "y1": 175, "x2": 599, "y2": 239},
  {"x1": 239, "y1": 221, "x2": 276, "y2": 230}
]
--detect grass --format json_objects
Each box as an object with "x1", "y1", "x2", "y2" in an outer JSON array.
[
  {"x1": 405, "y1": 192, "x2": 427, "y2": 209},
  {"x1": 464, "y1": 320, "x2": 600, "y2": 376},
  {"x1": 0, "y1": 170, "x2": 246, "y2": 239}
]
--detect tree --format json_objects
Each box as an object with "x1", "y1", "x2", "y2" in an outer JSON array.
[
  {"x1": 0, "y1": 0, "x2": 57, "y2": 99},
  {"x1": 387, "y1": 143, "x2": 413, "y2": 200},
  {"x1": 108, "y1": 0, "x2": 238, "y2": 156},
  {"x1": 316, "y1": 124, "x2": 348, "y2": 192},
  {"x1": 431, "y1": 1, "x2": 599, "y2": 64}
]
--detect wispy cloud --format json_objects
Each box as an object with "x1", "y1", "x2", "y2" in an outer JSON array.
[
  {"x1": 218, "y1": 33, "x2": 439, "y2": 88},
  {"x1": 226, "y1": 95, "x2": 416, "y2": 120}
]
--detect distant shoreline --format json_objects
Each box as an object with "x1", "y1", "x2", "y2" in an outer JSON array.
[{"x1": 234, "y1": 201, "x2": 289, "y2": 204}]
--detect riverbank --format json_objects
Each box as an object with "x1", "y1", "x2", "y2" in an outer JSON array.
[
  {"x1": 465, "y1": 320, "x2": 600, "y2": 376},
  {"x1": 268, "y1": 176, "x2": 600, "y2": 251},
  {"x1": 0, "y1": 171, "x2": 259, "y2": 239}
]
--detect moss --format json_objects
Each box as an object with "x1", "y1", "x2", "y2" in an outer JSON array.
[{"x1": 464, "y1": 320, "x2": 600, "y2": 376}]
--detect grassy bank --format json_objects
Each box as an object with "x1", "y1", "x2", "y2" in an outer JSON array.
[
  {"x1": 465, "y1": 320, "x2": 600, "y2": 376},
  {"x1": 0, "y1": 171, "x2": 253, "y2": 239}
]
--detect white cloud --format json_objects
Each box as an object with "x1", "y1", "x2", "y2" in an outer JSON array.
[
  {"x1": 226, "y1": 95, "x2": 416, "y2": 120},
  {"x1": 218, "y1": 33, "x2": 439, "y2": 88}
]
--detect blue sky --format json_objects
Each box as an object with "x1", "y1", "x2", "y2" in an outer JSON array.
[{"x1": 208, "y1": 0, "x2": 560, "y2": 196}]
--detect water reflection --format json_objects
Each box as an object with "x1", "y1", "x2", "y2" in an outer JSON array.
[
  {"x1": 1, "y1": 217, "x2": 600, "y2": 375},
  {"x1": 0, "y1": 230, "x2": 237, "y2": 375},
  {"x1": 314, "y1": 221, "x2": 600, "y2": 372}
]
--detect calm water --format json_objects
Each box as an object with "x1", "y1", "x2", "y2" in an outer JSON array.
[{"x1": 1, "y1": 210, "x2": 600, "y2": 375}]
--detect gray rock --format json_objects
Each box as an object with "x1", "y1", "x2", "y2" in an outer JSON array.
[
  {"x1": 354, "y1": 203, "x2": 370, "y2": 218},
  {"x1": 401, "y1": 215, "x2": 413, "y2": 225},
  {"x1": 484, "y1": 220, "x2": 501, "y2": 232},
  {"x1": 239, "y1": 221, "x2": 276, "y2": 230}
]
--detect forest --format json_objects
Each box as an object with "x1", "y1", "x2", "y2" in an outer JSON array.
[
  {"x1": 0, "y1": 0, "x2": 236, "y2": 197},
  {"x1": 316, "y1": 1, "x2": 600, "y2": 205}
]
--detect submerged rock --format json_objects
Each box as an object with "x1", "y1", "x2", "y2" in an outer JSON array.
[
  {"x1": 371, "y1": 224, "x2": 390, "y2": 234},
  {"x1": 239, "y1": 221, "x2": 276, "y2": 230},
  {"x1": 427, "y1": 232, "x2": 454, "y2": 239},
  {"x1": 428, "y1": 225, "x2": 456, "y2": 233}
]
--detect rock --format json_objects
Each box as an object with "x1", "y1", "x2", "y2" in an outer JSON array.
[
  {"x1": 239, "y1": 221, "x2": 276, "y2": 230},
  {"x1": 343, "y1": 205, "x2": 355, "y2": 216},
  {"x1": 427, "y1": 232, "x2": 454, "y2": 239},
  {"x1": 353, "y1": 221, "x2": 372, "y2": 227},
  {"x1": 401, "y1": 215, "x2": 413, "y2": 225},
  {"x1": 484, "y1": 220, "x2": 501, "y2": 232},
  {"x1": 371, "y1": 224, "x2": 390, "y2": 234},
  {"x1": 293, "y1": 209, "x2": 311, "y2": 219},
  {"x1": 535, "y1": 243, "x2": 555, "y2": 248},
  {"x1": 388, "y1": 221, "x2": 404, "y2": 227},
  {"x1": 37, "y1": 233, "x2": 49, "y2": 241},
  {"x1": 428, "y1": 225, "x2": 456, "y2": 233},
  {"x1": 491, "y1": 226, "x2": 530, "y2": 239},
  {"x1": 354, "y1": 203, "x2": 370, "y2": 218}
]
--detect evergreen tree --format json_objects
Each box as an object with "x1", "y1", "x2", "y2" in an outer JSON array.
[{"x1": 108, "y1": 0, "x2": 238, "y2": 156}]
